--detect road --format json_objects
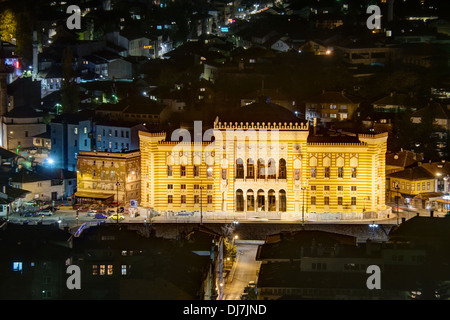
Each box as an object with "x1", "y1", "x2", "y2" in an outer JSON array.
[
  {"x1": 222, "y1": 243, "x2": 262, "y2": 300},
  {"x1": 2, "y1": 205, "x2": 432, "y2": 229}
]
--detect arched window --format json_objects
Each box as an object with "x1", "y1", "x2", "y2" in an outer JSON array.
[
  {"x1": 247, "y1": 189, "x2": 255, "y2": 211},
  {"x1": 268, "y1": 159, "x2": 276, "y2": 179},
  {"x1": 268, "y1": 189, "x2": 276, "y2": 211},
  {"x1": 257, "y1": 189, "x2": 265, "y2": 211},
  {"x1": 257, "y1": 159, "x2": 265, "y2": 179},
  {"x1": 279, "y1": 190, "x2": 286, "y2": 212},
  {"x1": 236, "y1": 158, "x2": 244, "y2": 179},
  {"x1": 236, "y1": 189, "x2": 244, "y2": 212},
  {"x1": 247, "y1": 158, "x2": 254, "y2": 179},
  {"x1": 279, "y1": 159, "x2": 286, "y2": 179}
]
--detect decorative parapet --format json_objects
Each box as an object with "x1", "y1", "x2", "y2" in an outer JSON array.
[
  {"x1": 157, "y1": 141, "x2": 212, "y2": 145},
  {"x1": 358, "y1": 132, "x2": 389, "y2": 139},
  {"x1": 213, "y1": 120, "x2": 309, "y2": 131},
  {"x1": 139, "y1": 131, "x2": 166, "y2": 137},
  {"x1": 307, "y1": 142, "x2": 368, "y2": 147}
]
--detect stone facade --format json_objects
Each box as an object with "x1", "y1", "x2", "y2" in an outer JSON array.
[{"x1": 139, "y1": 120, "x2": 389, "y2": 220}]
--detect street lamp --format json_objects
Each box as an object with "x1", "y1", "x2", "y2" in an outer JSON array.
[
  {"x1": 116, "y1": 180, "x2": 120, "y2": 224},
  {"x1": 394, "y1": 181, "x2": 400, "y2": 224}
]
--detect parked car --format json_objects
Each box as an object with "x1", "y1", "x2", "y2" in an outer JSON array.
[
  {"x1": 87, "y1": 210, "x2": 97, "y2": 217},
  {"x1": 94, "y1": 213, "x2": 108, "y2": 219},
  {"x1": 110, "y1": 202, "x2": 119, "y2": 207},
  {"x1": 177, "y1": 210, "x2": 192, "y2": 216},
  {"x1": 38, "y1": 210, "x2": 53, "y2": 216},
  {"x1": 109, "y1": 214, "x2": 125, "y2": 221},
  {"x1": 23, "y1": 212, "x2": 36, "y2": 217},
  {"x1": 107, "y1": 210, "x2": 115, "y2": 216}
]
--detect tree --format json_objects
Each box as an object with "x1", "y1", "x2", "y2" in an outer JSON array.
[
  {"x1": 61, "y1": 47, "x2": 79, "y2": 114},
  {"x1": 0, "y1": 9, "x2": 17, "y2": 43}
]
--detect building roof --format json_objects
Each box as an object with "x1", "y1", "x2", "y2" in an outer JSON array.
[
  {"x1": 387, "y1": 166, "x2": 436, "y2": 181},
  {"x1": 37, "y1": 65, "x2": 64, "y2": 79},
  {"x1": 122, "y1": 96, "x2": 165, "y2": 115},
  {"x1": 307, "y1": 133, "x2": 362, "y2": 144},
  {"x1": 305, "y1": 91, "x2": 361, "y2": 105},
  {"x1": 257, "y1": 230, "x2": 357, "y2": 261},
  {"x1": 218, "y1": 100, "x2": 300, "y2": 124},
  {"x1": 389, "y1": 216, "x2": 450, "y2": 244},
  {"x1": 419, "y1": 161, "x2": 450, "y2": 178},
  {"x1": 0, "y1": 185, "x2": 31, "y2": 200},
  {"x1": 0, "y1": 147, "x2": 17, "y2": 160},
  {"x1": 10, "y1": 169, "x2": 51, "y2": 184},
  {"x1": 386, "y1": 150, "x2": 423, "y2": 168},
  {"x1": 411, "y1": 102, "x2": 450, "y2": 120},
  {"x1": 372, "y1": 92, "x2": 420, "y2": 107},
  {"x1": 34, "y1": 166, "x2": 77, "y2": 180},
  {"x1": 5, "y1": 106, "x2": 44, "y2": 119}
]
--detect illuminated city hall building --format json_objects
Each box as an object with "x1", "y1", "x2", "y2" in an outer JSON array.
[{"x1": 139, "y1": 105, "x2": 389, "y2": 220}]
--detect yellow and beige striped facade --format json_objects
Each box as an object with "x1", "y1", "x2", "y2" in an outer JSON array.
[{"x1": 139, "y1": 120, "x2": 388, "y2": 219}]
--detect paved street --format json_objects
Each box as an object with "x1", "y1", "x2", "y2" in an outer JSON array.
[
  {"x1": 3, "y1": 207, "x2": 430, "y2": 229},
  {"x1": 222, "y1": 242, "x2": 262, "y2": 300}
]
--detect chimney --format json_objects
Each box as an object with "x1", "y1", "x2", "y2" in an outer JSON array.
[{"x1": 32, "y1": 30, "x2": 38, "y2": 81}]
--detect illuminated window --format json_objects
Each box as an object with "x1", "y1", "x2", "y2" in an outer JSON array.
[
  {"x1": 121, "y1": 265, "x2": 127, "y2": 276},
  {"x1": 310, "y1": 167, "x2": 317, "y2": 178},
  {"x1": 92, "y1": 265, "x2": 98, "y2": 275},
  {"x1": 207, "y1": 166, "x2": 213, "y2": 178},
  {"x1": 13, "y1": 262, "x2": 22, "y2": 272},
  {"x1": 100, "y1": 265, "x2": 106, "y2": 275},
  {"x1": 107, "y1": 265, "x2": 113, "y2": 275},
  {"x1": 222, "y1": 169, "x2": 227, "y2": 180},
  {"x1": 294, "y1": 169, "x2": 300, "y2": 181}
]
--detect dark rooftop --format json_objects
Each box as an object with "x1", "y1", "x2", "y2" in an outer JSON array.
[
  {"x1": 387, "y1": 166, "x2": 436, "y2": 181},
  {"x1": 218, "y1": 100, "x2": 300, "y2": 124}
]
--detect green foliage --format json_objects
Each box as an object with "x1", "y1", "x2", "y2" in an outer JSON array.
[{"x1": 0, "y1": 9, "x2": 16, "y2": 43}]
